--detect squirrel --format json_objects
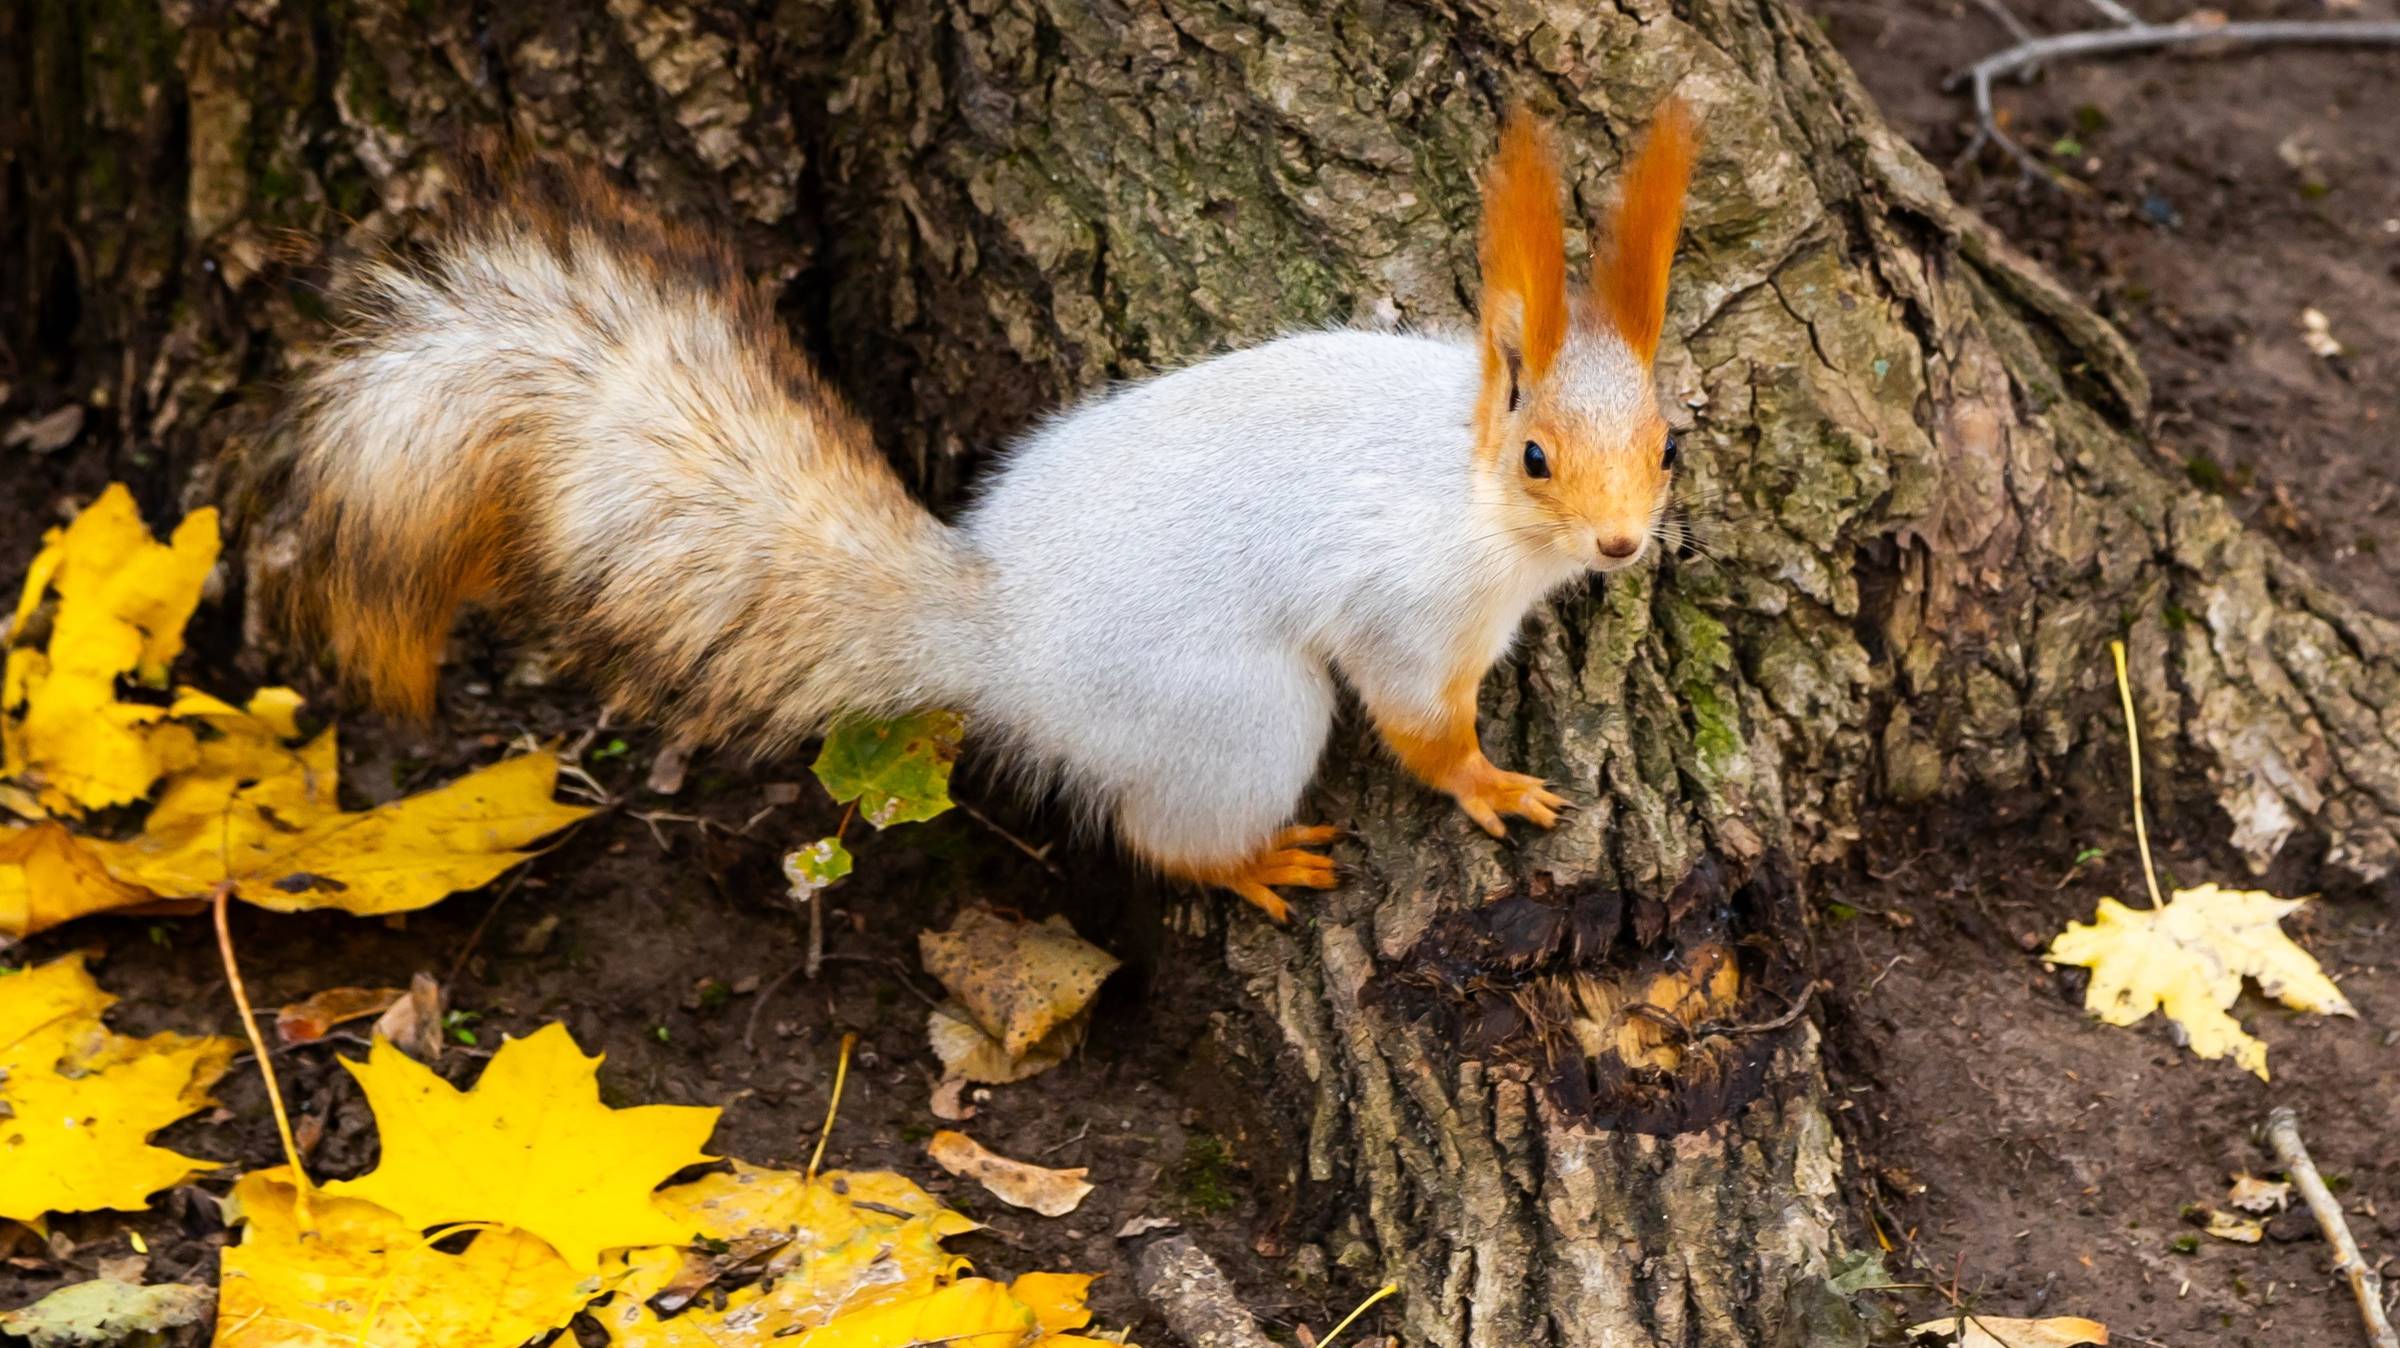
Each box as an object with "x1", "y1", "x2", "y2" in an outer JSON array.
[{"x1": 282, "y1": 103, "x2": 1698, "y2": 921}]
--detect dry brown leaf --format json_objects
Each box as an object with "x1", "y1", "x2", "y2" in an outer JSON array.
[
  {"x1": 372, "y1": 973, "x2": 447, "y2": 1061},
  {"x1": 920, "y1": 909, "x2": 1118, "y2": 1059},
  {"x1": 2226, "y1": 1171, "x2": 2291, "y2": 1213},
  {"x1": 2198, "y1": 1208, "x2": 2264, "y2": 1243},
  {"x1": 930, "y1": 1075, "x2": 976, "y2": 1122},
  {"x1": 927, "y1": 998, "x2": 1080, "y2": 1085},
  {"x1": 1908, "y1": 1315, "x2": 2107, "y2": 1347},
  {"x1": 275, "y1": 985, "x2": 406, "y2": 1045},
  {"x1": 926, "y1": 1130, "x2": 1093, "y2": 1218}
]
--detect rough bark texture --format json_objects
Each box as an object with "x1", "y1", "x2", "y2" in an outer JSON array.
[{"x1": 11, "y1": 2, "x2": 2400, "y2": 1345}]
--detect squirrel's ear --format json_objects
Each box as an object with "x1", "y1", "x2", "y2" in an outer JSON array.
[
  {"x1": 1478, "y1": 109, "x2": 1568, "y2": 405},
  {"x1": 1594, "y1": 97, "x2": 1696, "y2": 367}
]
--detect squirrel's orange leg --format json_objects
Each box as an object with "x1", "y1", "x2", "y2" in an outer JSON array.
[
  {"x1": 1168, "y1": 825, "x2": 1341, "y2": 922},
  {"x1": 1370, "y1": 676, "x2": 1567, "y2": 837}
]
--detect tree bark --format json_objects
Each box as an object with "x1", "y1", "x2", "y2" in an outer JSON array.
[{"x1": 12, "y1": 1, "x2": 2400, "y2": 1345}]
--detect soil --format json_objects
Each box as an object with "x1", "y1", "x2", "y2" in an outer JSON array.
[
  {"x1": 5, "y1": 6, "x2": 2400, "y2": 1344},
  {"x1": 1802, "y1": 0, "x2": 2400, "y2": 1341}
]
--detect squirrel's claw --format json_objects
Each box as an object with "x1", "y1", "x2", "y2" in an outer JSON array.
[
  {"x1": 1446, "y1": 761, "x2": 1567, "y2": 835},
  {"x1": 1177, "y1": 826, "x2": 1343, "y2": 923}
]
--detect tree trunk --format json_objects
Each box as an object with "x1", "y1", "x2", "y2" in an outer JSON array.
[{"x1": 12, "y1": 1, "x2": 2400, "y2": 1344}]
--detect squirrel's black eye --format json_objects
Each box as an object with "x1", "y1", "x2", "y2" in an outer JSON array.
[
  {"x1": 1522, "y1": 441, "x2": 1550, "y2": 479},
  {"x1": 1662, "y1": 432, "x2": 1681, "y2": 470}
]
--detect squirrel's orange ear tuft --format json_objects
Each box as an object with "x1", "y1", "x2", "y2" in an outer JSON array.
[
  {"x1": 1478, "y1": 109, "x2": 1569, "y2": 391},
  {"x1": 1595, "y1": 97, "x2": 1697, "y2": 366}
]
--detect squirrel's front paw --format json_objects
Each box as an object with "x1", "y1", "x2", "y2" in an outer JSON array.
[
  {"x1": 1178, "y1": 825, "x2": 1342, "y2": 923},
  {"x1": 1443, "y1": 759, "x2": 1567, "y2": 837}
]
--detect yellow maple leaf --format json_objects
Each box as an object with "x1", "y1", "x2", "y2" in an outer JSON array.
[
  {"x1": 0, "y1": 821, "x2": 152, "y2": 941},
  {"x1": 2, "y1": 485, "x2": 220, "y2": 814},
  {"x1": 598, "y1": 1161, "x2": 982, "y2": 1345},
  {"x1": 0, "y1": 952, "x2": 239, "y2": 1221},
  {"x1": 791, "y1": 1278, "x2": 1039, "y2": 1348},
  {"x1": 1010, "y1": 1273, "x2": 1096, "y2": 1333},
  {"x1": 92, "y1": 732, "x2": 594, "y2": 914},
  {"x1": 2044, "y1": 884, "x2": 2355, "y2": 1080},
  {"x1": 217, "y1": 1169, "x2": 598, "y2": 1347},
  {"x1": 323, "y1": 1023, "x2": 719, "y2": 1271}
]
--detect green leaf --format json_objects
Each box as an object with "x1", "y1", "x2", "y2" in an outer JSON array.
[
  {"x1": 783, "y1": 836, "x2": 855, "y2": 898},
  {"x1": 1824, "y1": 1249, "x2": 1891, "y2": 1296},
  {"x1": 810, "y1": 711, "x2": 965, "y2": 828}
]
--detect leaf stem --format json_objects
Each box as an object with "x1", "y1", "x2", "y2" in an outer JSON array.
[
  {"x1": 2110, "y1": 640, "x2": 2167, "y2": 910},
  {"x1": 808, "y1": 1031, "x2": 859, "y2": 1180},
  {"x1": 213, "y1": 881, "x2": 312, "y2": 1227},
  {"x1": 1317, "y1": 1282, "x2": 1400, "y2": 1348}
]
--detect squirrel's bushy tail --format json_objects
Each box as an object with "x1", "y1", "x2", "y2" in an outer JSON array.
[{"x1": 283, "y1": 150, "x2": 978, "y2": 749}]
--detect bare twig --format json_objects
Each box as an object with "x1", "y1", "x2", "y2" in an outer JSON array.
[
  {"x1": 2079, "y1": 0, "x2": 2148, "y2": 29},
  {"x1": 1698, "y1": 980, "x2": 1821, "y2": 1038},
  {"x1": 1967, "y1": 0, "x2": 2042, "y2": 56},
  {"x1": 445, "y1": 872, "x2": 525, "y2": 984},
  {"x1": 743, "y1": 961, "x2": 806, "y2": 1053},
  {"x1": 2266, "y1": 1105, "x2": 2398, "y2": 1348},
  {"x1": 1949, "y1": 20, "x2": 2400, "y2": 185},
  {"x1": 956, "y1": 799, "x2": 1065, "y2": 877}
]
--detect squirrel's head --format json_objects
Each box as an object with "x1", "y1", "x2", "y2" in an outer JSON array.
[{"x1": 1472, "y1": 101, "x2": 1696, "y2": 574}]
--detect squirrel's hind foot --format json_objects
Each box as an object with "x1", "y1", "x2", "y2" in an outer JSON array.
[
  {"x1": 1446, "y1": 761, "x2": 1568, "y2": 837},
  {"x1": 1174, "y1": 824, "x2": 1342, "y2": 923}
]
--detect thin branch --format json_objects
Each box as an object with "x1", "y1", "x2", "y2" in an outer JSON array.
[
  {"x1": 2079, "y1": 0, "x2": 2148, "y2": 29},
  {"x1": 1966, "y1": 0, "x2": 2043, "y2": 67},
  {"x1": 1949, "y1": 20, "x2": 2400, "y2": 186},
  {"x1": 2266, "y1": 1106, "x2": 2398, "y2": 1348}
]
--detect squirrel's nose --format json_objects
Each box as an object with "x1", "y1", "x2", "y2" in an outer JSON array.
[{"x1": 1597, "y1": 534, "x2": 1643, "y2": 560}]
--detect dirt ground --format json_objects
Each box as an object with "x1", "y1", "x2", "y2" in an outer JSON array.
[
  {"x1": 1804, "y1": 0, "x2": 2400, "y2": 1342},
  {"x1": 5, "y1": 3, "x2": 2400, "y2": 1343}
]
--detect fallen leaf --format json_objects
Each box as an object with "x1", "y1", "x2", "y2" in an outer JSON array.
[
  {"x1": 2226, "y1": 1171, "x2": 2292, "y2": 1213},
  {"x1": 90, "y1": 729, "x2": 594, "y2": 915},
  {"x1": 2043, "y1": 884, "x2": 2354, "y2": 1079},
  {"x1": 218, "y1": 1169, "x2": 592, "y2": 1348},
  {"x1": 1010, "y1": 1272, "x2": 1095, "y2": 1333},
  {"x1": 597, "y1": 1161, "x2": 981, "y2": 1345},
  {"x1": 323, "y1": 1022, "x2": 720, "y2": 1270},
  {"x1": 812, "y1": 711, "x2": 964, "y2": 828},
  {"x1": 2, "y1": 485, "x2": 220, "y2": 814},
  {"x1": 0, "y1": 821, "x2": 151, "y2": 943},
  {"x1": 922, "y1": 910, "x2": 1119, "y2": 1060},
  {"x1": 2194, "y1": 1207, "x2": 2264, "y2": 1243},
  {"x1": 789, "y1": 1277, "x2": 1037, "y2": 1348},
  {"x1": 1908, "y1": 1315, "x2": 2108, "y2": 1347},
  {"x1": 2, "y1": 405, "x2": 84, "y2": 457},
  {"x1": 2299, "y1": 307, "x2": 2344, "y2": 359},
  {"x1": 931, "y1": 1074, "x2": 976, "y2": 1121},
  {"x1": 0, "y1": 953, "x2": 239, "y2": 1222},
  {"x1": 371, "y1": 971, "x2": 447, "y2": 1060},
  {"x1": 274, "y1": 985, "x2": 406, "y2": 1044},
  {"x1": 927, "y1": 1131, "x2": 1094, "y2": 1218},
  {"x1": 0, "y1": 1276, "x2": 210, "y2": 1347},
  {"x1": 4, "y1": 679, "x2": 591, "y2": 940},
  {"x1": 927, "y1": 998, "x2": 1078, "y2": 1085}
]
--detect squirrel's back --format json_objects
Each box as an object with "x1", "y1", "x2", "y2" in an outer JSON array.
[{"x1": 283, "y1": 151, "x2": 979, "y2": 748}]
